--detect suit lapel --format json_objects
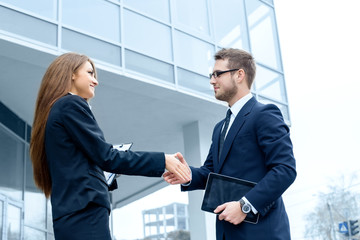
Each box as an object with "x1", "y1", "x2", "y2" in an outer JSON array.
[{"x1": 217, "y1": 97, "x2": 256, "y2": 172}]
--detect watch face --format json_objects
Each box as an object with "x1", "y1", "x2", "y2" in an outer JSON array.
[{"x1": 242, "y1": 204, "x2": 251, "y2": 213}]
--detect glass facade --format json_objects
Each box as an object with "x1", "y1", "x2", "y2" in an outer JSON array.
[
  {"x1": 0, "y1": 102, "x2": 54, "y2": 239},
  {"x1": 0, "y1": 0, "x2": 289, "y2": 239},
  {"x1": 0, "y1": 0, "x2": 289, "y2": 123}
]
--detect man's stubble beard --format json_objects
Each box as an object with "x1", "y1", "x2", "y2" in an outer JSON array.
[{"x1": 215, "y1": 81, "x2": 238, "y2": 104}]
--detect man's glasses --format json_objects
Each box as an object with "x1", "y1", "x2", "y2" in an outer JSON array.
[{"x1": 209, "y1": 69, "x2": 239, "y2": 79}]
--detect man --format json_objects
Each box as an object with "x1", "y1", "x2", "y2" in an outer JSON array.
[{"x1": 164, "y1": 48, "x2": 296, "y2": 239}]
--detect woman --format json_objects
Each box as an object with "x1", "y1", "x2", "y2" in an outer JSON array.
[{"x1": 30, "y1": 52, "x2": 190, "y2": 239}]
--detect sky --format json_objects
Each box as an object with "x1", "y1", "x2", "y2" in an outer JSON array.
[
  {"x1": 275, "y1": 0, "x2": 360, "y2": 238},
  {"x1": 112, "y1": 1, "x2": 360, "y2": 239}
]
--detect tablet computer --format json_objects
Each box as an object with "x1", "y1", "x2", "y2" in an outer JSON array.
[{"x1": 201, "y1": 172, "x2": 259, "y2": 224}]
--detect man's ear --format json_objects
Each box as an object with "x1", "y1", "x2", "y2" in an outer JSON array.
[{"x1": 236, "y1": 69, "x2": 246, "y2": 83}]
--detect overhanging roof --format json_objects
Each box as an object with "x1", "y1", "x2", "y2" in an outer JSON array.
[{"x1": 0, "y1": 38, "x2": 226, "y2": 208}]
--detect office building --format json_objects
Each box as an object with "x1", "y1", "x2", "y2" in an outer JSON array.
[
  {"x1": 0, "y1": 0, "x2": 289, "y2": 239},
  {"x1": 142, "y1": 203, "x2": 188, "y2": 239}
]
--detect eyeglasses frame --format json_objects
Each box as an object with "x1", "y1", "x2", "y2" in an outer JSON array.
[{"x1": 209, "y1": 68, "x2": 240, "y2": 79}]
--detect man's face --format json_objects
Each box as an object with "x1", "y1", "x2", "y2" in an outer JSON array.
[{"x1": 210, "y1": 59, "x2": 238, "y2": 104}]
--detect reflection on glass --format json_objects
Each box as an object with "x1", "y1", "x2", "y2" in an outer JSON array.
[
  {"x1": 124, "y1": 10, "x2": 172, "y2": 62},
  {"x1": 62, "y1": 0, "x2": 120, "y2": 42},
  {"x1": 174, "y1": 0, "x2": 210, "y2": 36},
  {"x1": 123, "y1": 0, "x2": 170, "y2": 22},
  {"x1": 0, "y1": 100, "x2": 25, "y2": 139},
  {"x1": 0, "y1": 6, "x2": 57, "y2": 46},
  {"x1": 0, "y1": 200, "x2": 3, "y2": 238},
  {"x1": 246, "y1": 0, "x2": 281, "y2": 70},
  {"x1": 47, "y1": 200, "x2": 53, "y2": 234},
  {"x1": 62, "y1": 28, "x2": 121, "y2": 67},
  {"x1": 258, "y1": 96, "x2": 289, "y2": 123},
  {"x1": 0, "y1": 127, "x2": 24, "y2": 201},
  {"x1": 24, "y1": 226, "x2": 46, "y2": 240},
  {"x1": 25, "y1": 191, "x2": 46, "y2": 228},
  {"x1": 263, "y1": 0, "x2": 274, "y2": 5},
  {"x1": 177, "y1": 68, "x2": 213, "y2": 96},
  {"x1": 174, "y1": 30, "x2": 215, "y2": 76},
  {"x1": 125, "y1": 49, "x2": 174, "y2": 84},
  {"x1": 7, "y1": 204, "x2": 21, "y2": 240},
  {"x1": 47, "y1": 232, "x2": 55, "y2": 240},
  {"x1": 255, "y1": 65, "x2": 286, "y2": 102},
  {"x1": 211, "y1": 0, "x2": 248, "y2": 50},
  {"x1": 0, "y1": 0, "x2": 56, "y2": 19}
]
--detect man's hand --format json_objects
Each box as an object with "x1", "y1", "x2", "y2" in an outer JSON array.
[
  {"x1": 164, "y1": 152, "x2": 191, "y2": 183},
  {"x1": 214, "y1": 201, "x2": 246, "y2": 225},
  {"x1": 164, "y1": 152, "x2": 191, "y2": 184}
]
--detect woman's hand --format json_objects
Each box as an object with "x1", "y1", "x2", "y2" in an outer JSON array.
[{"x1": 164, "y1": 152, "x2": 191, "y2": 184}]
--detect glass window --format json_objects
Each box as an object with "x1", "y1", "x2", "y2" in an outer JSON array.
[
  {"x1": 177, "y1": 68, "x2": 213, "y2": 96},
  {"x1": 26, "y1": 125, "x2": 31, "y2": 143},
  {"x1": 125, "y1": 50, "x2": 174, "y2": 84},
  {"x1": 7, "y1": 204, "x2": 21, "y2": 240},
  {"x1": 0, "y1": 200, "x2": 3, "y2": 239},
  {"x1": 263, "y1": 0, "x2": 274, "y2": 5},
  {"x1": 123, "y1": 0, "x2": 170, "y2": 23},
  {"x1": 173, "y1": 0, "x2": 210, "y2": 36},
  {"x1": 62, "y1": 28, "x2": 121, "y2": 67},
  {"x1": 47, "y1": 232, "x2": 55, "y2": 240},
  {"x1": 124, "y1": 10, "x2": 172, "y2": 62},
  {"x1": 0, "y1": 6, "x2": 57, "y2": 46},
  {"x1": 255, "y1": 65, "x2": 286, "y2": 102},
  {"x1": 24, "y1": 226, "x2": 46, "y2": 240},
  {"x1": 258, "y1": 96, "x2": 289, "y2": 124},
  {"x1": 62, "y1": 0, "x2": 120, "y2": 42},
  {"x1": 0, "y1": 127, "x2": 24, "y2": 201},
  {"x1": 47, "y1": 201, "x2": 53, "y2": 234},
  {"x1": 0, "y1": 0, "x2": 56, "y2": 19},
  {"x1": 245, "y1": 0, "x2": 281, "y2": 70},
  {"x1": 25, "y1": 146, "x2": 46, "y2": 229},
  {"x1": 211, "y1": 0, "x2": 249, "y2": 50},
  {"x1": 0, "y1": 101, "x2": 25, "y2": 140},
  {"x1": 174, "y1": 30, "x2": 215, "y2": 76}
]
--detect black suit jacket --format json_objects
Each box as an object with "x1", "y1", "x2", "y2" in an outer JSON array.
[
  {"x1": 182, "y1": 97, "x2": 296, "y2": 240},
  {"x1": 45, "y1": 94, "x2": 165, "y2": 220}
]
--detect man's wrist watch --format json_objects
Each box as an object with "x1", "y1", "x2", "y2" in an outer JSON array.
[{"x1": 239, "y1": 199, "x2": 251, "y2": 214}]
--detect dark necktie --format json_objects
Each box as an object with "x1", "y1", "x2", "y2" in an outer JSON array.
[{"x1": 219, "y1": 109, "x2": 232, "y2": 158}]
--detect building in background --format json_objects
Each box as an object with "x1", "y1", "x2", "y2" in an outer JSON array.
[
  {"x1": 0, "y1": 0, "x2": 289, "y2": 239},
  {"x1": 142, "y1": 203, "x2": 189, "y2": 239}
]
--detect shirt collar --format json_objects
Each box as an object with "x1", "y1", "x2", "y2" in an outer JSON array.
[
  {"x1": 68, "y1": 92, "x2": 92, "y2": 110},
  {"x1": 229, "y1": 92, "x2": 253, "y2": 118}
]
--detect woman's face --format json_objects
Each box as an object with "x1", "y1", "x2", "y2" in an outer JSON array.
[{"x1": 70, "y1": 61, "x2": 98, "y2": 99}]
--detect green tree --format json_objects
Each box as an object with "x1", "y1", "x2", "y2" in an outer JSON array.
[
  {"x1": 167, "y1": 230, "x2": 190, "y2": 240},
  {"x1": 304, "y1": 174, "x2": 360, "y2": 240}
]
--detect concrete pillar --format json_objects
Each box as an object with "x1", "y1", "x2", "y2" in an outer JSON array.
[{"x1": 183, "y1": 121, "x2": 216, "y2": 240}]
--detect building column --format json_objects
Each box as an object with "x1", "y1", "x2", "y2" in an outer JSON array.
[{"x1": 183, "y1": 121, "x2": 216, "y2": 240}]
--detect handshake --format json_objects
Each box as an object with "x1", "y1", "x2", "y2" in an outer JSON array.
[{"x1": 164, "y1": 152, "x2": 191, "y2": 185}]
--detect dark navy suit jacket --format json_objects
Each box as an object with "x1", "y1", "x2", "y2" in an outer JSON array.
[
  {"x1": 45, "y1": 94, "x2": 165, "y2": 220},
  {"x1": 182, "y1": 97, "x2": 296, "y2": 240}
]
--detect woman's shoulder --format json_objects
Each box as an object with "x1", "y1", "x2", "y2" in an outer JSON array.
[{"x1": 54, "y1": 94, "x2": 88, "y2": 109}]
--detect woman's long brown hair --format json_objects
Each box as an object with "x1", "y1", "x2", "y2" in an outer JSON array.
[{"x1": 30, "y1": 52, "x2": 96, "y2": 198}]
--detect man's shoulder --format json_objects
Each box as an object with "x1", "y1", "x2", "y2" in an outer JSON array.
[{"x1": 252, "y1": 99, "x2": 281, "y2": 113}]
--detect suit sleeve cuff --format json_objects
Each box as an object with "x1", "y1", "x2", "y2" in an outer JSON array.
[{"x1": 242, "y1": 197, "x2": 258, "y2": 214}]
